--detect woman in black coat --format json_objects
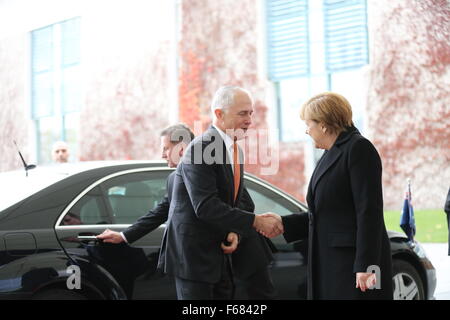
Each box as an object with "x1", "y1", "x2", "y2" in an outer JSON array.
[{"x1": 275, "y1": 92, "x2": 393, "y2": 299}]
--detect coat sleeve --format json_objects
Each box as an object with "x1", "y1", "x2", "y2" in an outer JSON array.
[
  {"x1": 122, "y1": 182, "x2": 171, "y2": 244},
  {"x1": 444, "y1": 188, "x2": 450, "y2": 215},
  {"x1": 348, "y1": 138, "x2": 385, "y2": 273},
  {"x1": 180, "y1": 147, "x2": 255, "y2": 236},
  {"x1": 282, "y1": 212, "x2": 309, "y2": 243},
  {"x1": 237, "y1": 186, "x2": 255, "y2": 213}
]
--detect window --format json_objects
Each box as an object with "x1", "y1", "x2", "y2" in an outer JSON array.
[
  {"x1": 246, "y1": 179, "x2": 302, "y2": 216},
  {"x1": 104, "y1": 172, "x2": 168, "y2": 224},
  {"x1": 266, "y1": 0, "x2": 368, "y2": 143},
  {"x1": 266, "y1": 0, "x2": 310, "y2": 81},
  {"x1": 31, "y1": 17, "x2": 81, "y2": 163},
  {"x1": 59, "y1": 171, "x2": 170, "y2": 226},
  {"x1": 323, "y1": 0, "x2": 369, "y2": 72},
  {"x1": 61, "y1": 186, "x2": 111, "y2": 225}
]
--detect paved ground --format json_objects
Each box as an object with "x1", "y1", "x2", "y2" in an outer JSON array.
[{"x1": 421, "y1": 243, "x2": 450, "y2": 300}]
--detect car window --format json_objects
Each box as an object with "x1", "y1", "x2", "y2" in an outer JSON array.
[
  {"x1": 104, "y1": 171, "x2": 169, "y2": 224},
  {"x1": 245, "y1": 179, "x2": 301, "y2": 216},
  {"x1": 60, "y1": 186, "x2": 111, "y2": 225},
  {"x1": 59, "y1": 170, "x2": 171, "y2": 226}
]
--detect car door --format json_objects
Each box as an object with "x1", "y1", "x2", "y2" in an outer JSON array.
[
  {"x1": 244, "y1": 177, "x2": 308, "y2": 299},
  {"x1": 55, "y1": 167, "x2": 176, "y2": 300}
]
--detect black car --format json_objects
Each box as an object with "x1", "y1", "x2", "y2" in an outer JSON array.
[{"x1": 0, "y1": 161, "x2": 436, "y2": 300}]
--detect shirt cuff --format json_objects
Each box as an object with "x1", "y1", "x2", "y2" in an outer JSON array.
[{"x1": 120, "y1": 232, "x2": 129, "y2": 244}]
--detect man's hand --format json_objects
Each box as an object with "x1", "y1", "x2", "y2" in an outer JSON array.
[
  {"x1": 221, "y1": 232, "x2": 239, "y2": 254},
  {"x1": 96, "y1": 229, "x2": 124, "y2": 244},
  {"x1": 253, "y1": 213, "x2": 284, "y2": 238},
  {"x1": 356, "y1": 272, "x2": 377, "y2": 292}
]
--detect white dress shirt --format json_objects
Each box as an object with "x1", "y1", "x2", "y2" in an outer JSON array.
[{"x1": 212, "y1": 125, "x2": 240, "y2": 173}]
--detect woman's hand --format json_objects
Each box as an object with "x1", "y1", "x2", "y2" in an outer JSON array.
[{"x1": 356, "y1": 272, "x2": 377, "y2": 292}]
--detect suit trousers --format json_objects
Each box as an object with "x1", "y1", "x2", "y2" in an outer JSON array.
[{"x1": 175, "y1": 256, "x2": 233, "y2": 300}]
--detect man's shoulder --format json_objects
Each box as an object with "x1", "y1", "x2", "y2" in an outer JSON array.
[
  {"x1": 168, "y1": 170, "x2": 177, "y2": 180},
  {"x1": 182, "y1": 128, "x2": 226, "y2": 165},
  {"x1": 191, "y1": 127, "x2": 222, "y2": 147}
]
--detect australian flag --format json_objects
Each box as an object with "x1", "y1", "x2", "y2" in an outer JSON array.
[{"x1": 400, "y1": 180, "x2": 416, "y2": 242}]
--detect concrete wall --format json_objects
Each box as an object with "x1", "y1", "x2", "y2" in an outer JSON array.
[
  {"x1": 0, "y1": 34, "x2": 32, "y2": 171},
  {"x1": 367, "y1": 0, "x2": 450, "y2": 209},
  {"x1": 79, "y1": 1, "x2": 173, "y2": 160},
  {"x1": 0, "y1": 0, "x2": 174, "y2": 169},
  {"x1": 178, "y1": 0, "x2": 450, "y2": 208}
]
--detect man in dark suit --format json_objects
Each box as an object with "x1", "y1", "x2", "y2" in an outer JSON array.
[
  {"x1": 98, "y1": 123, "x2": 242, "y2": 298},
  {"x1": 163, "y1": 86, "x2": 280, "y2": 299}
]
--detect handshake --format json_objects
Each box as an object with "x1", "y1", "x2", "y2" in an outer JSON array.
[{"x1": 253, "y1": 213, "x2": 284, "y2": 238}]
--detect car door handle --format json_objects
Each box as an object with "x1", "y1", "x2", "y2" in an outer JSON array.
[
  {"x1": 77, "y1": 235, "x2": 101, "y2": 243},
  {"x1": 77, "y1": 235, "x2": 98, "y2": 240}
]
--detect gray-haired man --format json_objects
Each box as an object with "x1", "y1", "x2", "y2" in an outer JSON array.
[{"x1": 161, "y1": 86, "x2": 279, "y2": 299}]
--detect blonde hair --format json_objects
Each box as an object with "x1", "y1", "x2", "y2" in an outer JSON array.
[{"x1": 300, "y1": 92, "x2": 354, "y2": 135}]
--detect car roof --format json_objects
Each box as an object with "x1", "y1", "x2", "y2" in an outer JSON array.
[{"x1": 0, "y1": 161, "x2": 167, "y2": 212}]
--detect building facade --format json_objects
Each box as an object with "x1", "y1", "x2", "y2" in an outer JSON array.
[{"x1": 0, "y1": 0, "x2": 449, "y2": 209}]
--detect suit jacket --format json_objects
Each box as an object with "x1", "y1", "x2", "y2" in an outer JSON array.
[
  {"x1": 160, "y1": 126, "x2": 256, "y2": 283},
  {"x1": 282, "y1": 126, "x2": 393, "y2": 300},
  {"x1": 122, "y1": 169, "x2": 274, "y2": 278}
]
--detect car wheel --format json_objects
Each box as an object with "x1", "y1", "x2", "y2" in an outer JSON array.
[
  {"x1": 32, "y1": 288, "x2": 87, "y2": 300},
  {"x1": 392, "y1": 259, "x2": 424, "y2": 300}
]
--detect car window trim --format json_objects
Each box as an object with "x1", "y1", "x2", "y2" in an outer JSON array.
[{"x1": 55, "y1": 167, "x2": 174, "y2": 229}]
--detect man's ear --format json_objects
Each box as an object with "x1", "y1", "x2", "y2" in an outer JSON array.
[
  {"x1": 179, "y1": 142, "x2": 186, "y2": 157},
  {"x1": 214, "y1": 108, "x2": 222, "y2": 120}
]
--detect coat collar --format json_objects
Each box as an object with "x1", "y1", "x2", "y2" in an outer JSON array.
[
  {"x1": 334, "y1": 125, "x2": 359, "y2": 146},
  {"x1": 310, "y1": 126, "x2": 359, "y2": 196}
]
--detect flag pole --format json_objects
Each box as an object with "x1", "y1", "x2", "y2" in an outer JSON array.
[{"x1": 407, "y1": 178, "x2": 411, "y2": 199}]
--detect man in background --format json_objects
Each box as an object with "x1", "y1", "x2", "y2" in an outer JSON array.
[{"x1": 52, "y1": 141, "x2": 70, "y2": 163}]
